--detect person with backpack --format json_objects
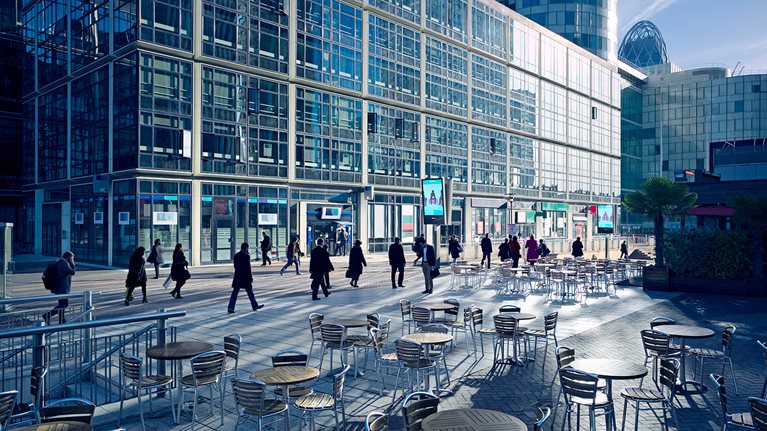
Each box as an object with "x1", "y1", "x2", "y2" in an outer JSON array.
[
  {"x1": 498, "y1": 238, "x2": 510, "y2": 262},
  {"x1": 124, "y1": 246, "x2": 148, "y2": 306},
  {"x1": 280, "y1": 236, "x2": 301, "y2": 275},
  {"x1": 169, "y1": 244, "x2": 190, "y2": 299},
  {"x1": 146, "y1": 239, "x2": 164, "y2": 279},
  {"x1": 412, "y1": 234, "x2": 425, "y2": 266},
  {"x1": 42, "y1": 251, "x2": 76, "y2": 324},
  {"x1": 260, "y1": 231, "x2": 272, "y2": 266},
  {"x1": 538, "y1": 239, "x2": 551, "y2": 258}
]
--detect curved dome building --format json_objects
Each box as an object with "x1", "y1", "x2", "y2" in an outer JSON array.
[{"x1": 618, "y1": 20, "x2": 669, "y2": 68}]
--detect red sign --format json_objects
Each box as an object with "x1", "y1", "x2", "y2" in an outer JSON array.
[{"x1": 214, "y1": 199, "x2": 230, "y2": 215}]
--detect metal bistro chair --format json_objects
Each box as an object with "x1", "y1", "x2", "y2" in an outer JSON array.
[
  {"x1": 295, "y1": 365, "x2": 350, "y2": 431},
  {"x1": 318, "y1": 323, "x2": 356, "y2": 374},
  {"x1": 433, "y1": 299, "x2": 459, "y2": 325},
  {"x1": 222, "y1": 334, "x2": 243, "y2": 394},
  {"x1": 640, "y1": 329, "x2": 681, "y2": 387},
  {"x1": 442, "y1": 307, "x2": 475, "y2": 354},
  {"x1": 118, "y1": 352, "x2": 174, "y2": 431},
  {"x1": 365, "y1": 411, "x2": 389, "y2": 431},
  {"x1": 420, "y1": 324, "x2": 451, "y2": 388},
  {"x1": 308, "y1": 313, "x2": 325, "y2": 360},
  {"x1": 180, "y1": 350, "x2": 226, "y2": 431},
  {"x1": 558, "y1": 368, "x2": 615, "y2": 431},
  {"x1": 393, "y1": 339, "x2": 438, "y2": 402},
  {"x1": 524, "y1": 311, "x2": 559, "y2": 363},
  {"x1": 749, "y1": 397, "x2": 767, "y2": 431},
  {"x1": 620, "y1": 358, "x2": 681, "y2": 431},
  {"x1": 401, "y1": 391, "x2": 439, "y2": 431},
  {"x1": 370, "y1": 328, "x2": 399, "y2": 397},
  {"x1": 271, "y1": 350, "x2": 314, "y2": 399},
  {"x1": 400, "y1": 300, "x2": 415, "y2": 335},
  {"x1": 492, "y1": 314, "x2": 526, "y2": 365},
  {"x1": 711, "y1": 374, "x2": 753, "y2": 430},
  {"x1": 0, "y1": 391, "x2": 16, "y2": 430},
  {"x1": 231, "y1": 378, "x2": 288, "y2": 431},
  {"x1": 411, "y1": 306, "x2": 432, "y2": 331},
  {"x1": 470, "y1": 307, "x2": 496, "y2": 356},
  {"x1": 533, "y1": 405, "x2": 551, "y2": 431},
  {"x1": 689, "y1": 326, "x2": 739, "y2": 395},
  {"x1": 10, "y1": 366, "x2": 46, "y2": 426},
  {"x1": 39, "y1": 398, "x2": 96, "y2": 424},
  {"x1": 759, "y1": 340, "x2": 767, "y2": 398}
]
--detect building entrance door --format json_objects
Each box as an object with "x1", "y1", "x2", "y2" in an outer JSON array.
[
  {"x1": 42, "y1": 203, "x2": 62, "y2": 258},
  {"x1": 212, "y1": 218, "x2": 234, "y2": 262}
]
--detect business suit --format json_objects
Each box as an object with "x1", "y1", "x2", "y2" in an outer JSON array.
[
  {"x1": 421, "y1": 244, "x2": 436, "y2": 294},
  {"x1": 309, "y1": 245, "x2": 332, "y2": 300},
  {"x1": 388, "y1": 242, "x2": 406, "y2": 288},
  {"x1": 228, "y1": 248, "x2": 260, "y2": 312}
]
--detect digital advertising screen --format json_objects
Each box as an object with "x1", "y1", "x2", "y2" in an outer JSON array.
[
  {"x1": 421, "y1": 178, "x2": 445, "y2": 225},
  {"x1": 597, "y1": 204, "x2": 614, "y2": 233}
]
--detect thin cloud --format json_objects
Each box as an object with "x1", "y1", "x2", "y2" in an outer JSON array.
[
  {"x1": 743, "y1": 38, "x2": 767, "y2": 51},
  {"x1": 620, "y1": 0, "x2": 685, "y2": 33}
]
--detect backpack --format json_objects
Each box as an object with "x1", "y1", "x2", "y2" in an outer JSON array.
[
  {"x1": 411, "y1": 243, "x2": 419, "y2": 252},
  {"x1": 42, "y1": 262, "x2": 59, "y2": 291}
]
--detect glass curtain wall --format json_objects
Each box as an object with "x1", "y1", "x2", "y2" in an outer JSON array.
[{"x1": 138, "y1": 180, "x2": 192, "y2": 265}]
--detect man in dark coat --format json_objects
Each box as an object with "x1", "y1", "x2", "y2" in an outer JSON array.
[
  {"x1": 422, "y1": 242, "x2": 436, "y2": 294},
  {"x1": 572, "y1": 237, "x2": 584, "y2": 258},
  {"x1": 228, "y1": 243, "x2": 264, "y2": 313},
  {"x1": 43, "y1": 251, "x2": 76, "y2": 324},
  {"x1": 309, "y1": 238, "x2": 332, "y2": 300},
  {"x1": 388, "y1": 237, "x2": 406, "y2": 289},
  {"x1": 480, "y1": 233, "x2": 493, "y2": 268},
  {"x1": 260, "y1": 231, "x2": 272, "y2": 266}
]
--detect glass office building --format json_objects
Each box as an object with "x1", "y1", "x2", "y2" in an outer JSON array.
[
  {"x1": 20, "y1": 0, "x2": 621, "y2": 266},
  {"x1": 498, "y1": 0, "x2": 617, "y2": 62}
]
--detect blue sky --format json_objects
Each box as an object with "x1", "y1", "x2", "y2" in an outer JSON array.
[{"x1": 618, "y1": 0, "x2": 767, "y2": 72}]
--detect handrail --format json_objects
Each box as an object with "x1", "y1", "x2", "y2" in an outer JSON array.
[
  {"x1": 0, "y1": 310, "x2": 187, "y2": 339},
  {"x1": 68, "y1": 306, "x2": 95, "y2": 323},
  {"x1": 0, "y1": 291, "x2": 102, "y2": 306},
  {"x1": 1, "y1": 339, "x2": 32, "y2": 363}
]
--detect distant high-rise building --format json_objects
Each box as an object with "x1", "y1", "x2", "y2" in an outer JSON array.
[
  {"x1": 618, "y1": 20, "x2": 669, "y2": 69},
  {"x1": 499, "y1": 0, "x2": 617, "y2": 62}
]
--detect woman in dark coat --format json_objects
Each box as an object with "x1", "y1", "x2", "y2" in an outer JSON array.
[
  {"x1": 169, "y1": 243, "x2": 190, "y2": 299},
  {"x1": 448, "y1": 235, "x2": 462, "y2": 264},
  {"x1": 509, "y1": 236, "x2": 522, "y2": 268},
  {"x1": 498, "y1": 238, "x2": 510, "y2": 262},
  {"x1": 347, "y1": 240, "x2": 367, "y2": 287},
  {"x1": 125, "y1": 246, "x2": 148, "y2": 306}
]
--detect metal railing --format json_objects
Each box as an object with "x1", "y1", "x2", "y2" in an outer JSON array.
[{"x1": 0, "y1": 309, "x2": 185, "y2": 407}]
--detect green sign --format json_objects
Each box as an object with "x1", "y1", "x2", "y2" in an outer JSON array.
[
  {"x1": 525, "y1": 211, "x2": 536, "y2": 223},
  {"x1": 542, "y1": 202, "x2": 568, "y2": 212},
  {"x1": 535, "y1": 211, "x2": 548, "y2": 218}
]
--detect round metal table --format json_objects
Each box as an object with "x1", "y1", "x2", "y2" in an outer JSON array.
[
  {"x1": 325, "y1": 319, "x2": 369, "y2": 328},
  {"x1": 251, "y1": 366, "x2": 320, "y2": 431},
  {"x1": 402, "y1": 332, "x2": 454, "y2": 345},
  {"x1": 421, "y1": 408, "x2": 528, "y2": 431},
  {"x1": 14, "y1": 422, "x2": 93, "y2": 431},
  {"x1": 657, "y1": 324, "x2": 716, "y2": 393},
  {"x1": 419, "y1": 302, "x2": 458, "y2": 311},
  {"x1": 496, "y1": 312, "x2": 536, "y2": 321},
  {"x1": 569, "y1": 358, "x2": 648, "y2": 398}
]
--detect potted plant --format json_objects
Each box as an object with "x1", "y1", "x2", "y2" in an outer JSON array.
[
  {"x1": 730, "y1": 194, "x2": 767, "y2": 295},
  {"x1": 622, "y1": 177, "x2": 697, "y2": 291}
]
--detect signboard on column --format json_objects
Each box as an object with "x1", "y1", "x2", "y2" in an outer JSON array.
[{"x1": 421, "y1": 178, "x2": 445, "y2": 225}]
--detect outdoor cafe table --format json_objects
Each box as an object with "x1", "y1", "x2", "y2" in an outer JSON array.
[
  {"x1": 146, "y1": 341, "x2": 214, "y2": 423},
  {"x1": 569, "y1": 358, "x2": 648, "y2": 399},
  {"x1": 421, "y1": 408, "x2": 527, "y2": 431},
  {"x1": 14, "y1": 422, "x2": 93, "y2": 431},
  {"x1": 495, "y1": 313, "x2": 536, "y2": 364},
  {"x1": 250, "y1": 365, "x2": 320, "y2": 431},
  {"x1": 452, "y1": 264, "x2": 480, "y2": 288},
  {"x1": 401, "y1": 332, "x2": 454, "y2": 391},
  {"x1": 325, "y1": 319, "x2": 369, "y2": 328},
  {"x1": 657, "y1": 324, "x2": 716, "y2": 393}
]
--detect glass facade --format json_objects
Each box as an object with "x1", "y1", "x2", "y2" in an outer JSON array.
[{"x1": 20, "y1": 0, "x2": 621, "y2": 265}]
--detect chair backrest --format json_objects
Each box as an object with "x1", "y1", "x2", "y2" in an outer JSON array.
[
  {"x1": 493, "y1": 314, "x2": 518, "y2": 336},
  {"x1": 533, "y1": 406, "x2": 551, "y2": 431},
  {"x1": 559, "y1": 368, "x2": 600, "y2": 405},
  {"x1": 371, "y1": 328, "x2": 385, "y2": 356},
  {"x1": 0, "y1": 391, "x2": 16, "y2": 429},
  {"x1": 365, "y1": 412, "x2": 389, "y2": 431},
  {"x1": 722, "y1": 326, "x2": 736, "y2": 356},
  {"x1": 332, "y1": 365, "x2": 351, "y2": 402},
  {"x1": 320, "y1": 323, "x2": 347, "y2": 345},
  {"x1": 401, "y1": 391, "x2": 439, "y2": 431},
  {"x1": 710, "y1": 374, "x2": 729, "y2": 417},
  {"x1": 232, "y1": 378, "x2": 267, "y2": 417},
  {"x1": 379, "y1": 319, "x2": 392, "y2": 341},
  {"x1": 189, "y1": 351, "x2": 226, "y2": 386},
  {"x1": 400, "y1": 299, "x2": 412, "y2": 319},
  {"x1": 544, "y1": 312, "x2": 558, "y2": 333},
  {"x1": 367, "y1": 313, "x2": 381, "y2": 329},
  {"x1": 411, "y1": 307, "x2": 432, "y2": 326},
  {"x1": 443, "y1": 299, "x2": 459, "y2": 319},
  {"x1": 658, "y1": 358, "x2": 679, "y2": 396},
  {"x1": 749, "y1": 397, "x2": 767, "y2": 431},
  {"x1": 421, "y1": 323, "x2": 448, "y2": 334},
  {"x1": 271, "y1": 349, "x2": 309, "y2": 367},
  {"x1": 395, "y1": 339, "x2": 426, "y2": 368},
  {"x1": 224, "y1": 334, "x2": 242, "y2": 361},
  {"x1": 40, "y1": 398, "x2": 96, "y2": 424},
  {"x1": 119, "y1": 352, "x2": 143, "y2": 382},
  {"x1": 556, "y1": 346, "x2": 575, "y2": 370},
  {"x1": 650, "y1": 317, "x2": 676, "y2": 329},
  {"x1": 309, "y1": 313, "x2": 324, "y2": 338},
  {"x1": 471, "y1": 307, "x2": 484, "y2": 330},
  {"x1": 499, "y1": 304, "x2": 521, "y2": 313},
  {"x1": 640, "y1": 329, "x2": 672, "y2": 357},
  {"x1": 463, "y1": 307, "x2": 473, "y2": 325}
]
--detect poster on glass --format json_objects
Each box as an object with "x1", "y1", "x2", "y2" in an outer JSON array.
[
  {"x1": 597, "y1": 205, "x2": 614, "y2": 233},
  {"x1": 421, "y1": 178, "x2": 445, "y2": 225}
]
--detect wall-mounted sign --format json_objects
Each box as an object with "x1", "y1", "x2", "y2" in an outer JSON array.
[
  {"x1": 118, "y1": 212, "x2": 130, "y2": 225},
  {"x1": 153, "y1": 211, "x2": 178, "y2": 225},
  {"x1": 421, "y1": 178, "x2": 445, "y2": 225},
  {"x1": 94, "y1": 212, "x2": 104, "y2": 225},
  {"x1": 318, "y1": 207, "x2": 342, "y2": 220},
  {"x1": 597, "y1": 205, "x2": 614, "y2": 233},
  {"x1": 258, "y1": 213, "x2": 278, "y2": 225},
  {"x1": 214, "y1": 199, "x2": 230, "y2": 215},
  {"x1": 74, "y1": 213, "x2": 84, "y2": 225}
]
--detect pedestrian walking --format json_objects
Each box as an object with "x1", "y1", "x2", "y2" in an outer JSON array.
[
  {"x1": 421, "y1": 241, "x2": 436, "y2": 294},
  {"x1": 146, "y1": 239, "x2": 164, "y2": 279},
  {"x1": 498, "y1": 238, "x2": 510, "y2": 262},
  {"x1": 260, "y1": 231, "x2": 272, "y2": 266},
  {"x1": 538, "y1": 239, "x2": 551, "y2": 258},
  {"x1": 388, "y1": 237, "x2": 406, "y2": 289},
  {"x1": 347, "y1": 239, "x2": 367, "y2": 287},
  {"x1": 309, "y1": 238, "x2": 332, "y2": 300},
  {"x1": 448, "y1": 235, "x2": 462, "y2": 264},
  {"x1": 525, "y1": 235, "x2": 539, "y2": 265},
  {"x1": 337, "y1": 228, "x2": 347, "y2": 256},
  {"x1": 279, "y1": 236, "x2": 301, "y2": 275},
  {"x1": 124, "y1": 247, "x2": 148, "y2": 306},
  {"x1": 228, "y1": 242, "x2": 264, "y2": 313},
  {"x1": 322, "y1": 242, "x2": 333, "y2": 289},
  {"x1": 509, "y1": 236, "x2": 522, "y2": 268},
  {"x1": 412, "y1": 234, "x2": 425, "y2": 266},
  {"x1": 42, "y1": 251, "x2": 76, "y2": 324},
  {"x1": 620, "y1": 241, "x2": 629, "y2": 259},
  {"x1": 480, "y1": 233, "x2": 492, "y2": 268},
  {"x1": 169, "y1": 244, "x2": 190, "y2": 299},
  {"x1": 572, "y1": 236, "x2": 584, "y2": 258}
]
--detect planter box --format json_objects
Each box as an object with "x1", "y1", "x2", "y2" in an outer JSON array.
[{"x1": 643, "y1": 266, "x2": 670, "y2": 291}]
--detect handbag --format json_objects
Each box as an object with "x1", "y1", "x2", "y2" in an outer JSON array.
[
  {"x1": 345, "y1": 269, "x2": 353, "y2": 279},
  {"x1": 162, "y1": 274, "x2": 173, "y2": 289},
  {"x1": 430, "y1": 268, "x2": 441, "y2": 279}
]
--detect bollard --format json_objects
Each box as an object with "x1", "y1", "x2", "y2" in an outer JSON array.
[
  {"x1": 157, "y1": 308, "x2": 166, "y2": 376},
  {"x1": 32, "y1": 322, "x2": 45, "y2": 373}
]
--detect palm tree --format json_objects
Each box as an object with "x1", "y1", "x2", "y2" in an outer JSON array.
[
  {"x1": 729, "y1": 194, "x2": 767, "y2": 280},
  {"x1": 622, "y1": 177, "x2": 698, "y2": 267}
]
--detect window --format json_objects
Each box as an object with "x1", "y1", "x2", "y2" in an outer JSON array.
[
  {"x1": 368, "y1": 0, "x2": 420, "y2": 24},
  {"x1": 368, "y1": 103, "x2": 421, "y2": 188},
  {"x1": 472, "y1": 55, "x2": 507, "y2": 126},
  {"x1": 425, "y1": 0, "x2": 467, "y2": 43},
  {"x1": 368, "y1": 15, "x2": 421, "y2": 106},
  {"x1": 140, "y1": 0, "x2": 193, "y2": 51},
  {"x1": 472, "y1": 0, "x2": 506, "y2": 59},
  {"x1": 425, "y1": 37, "x2": 468, "y2": 117},
  {"x1": 425, "y1": 116, "x2": 468, "y2": 192}
]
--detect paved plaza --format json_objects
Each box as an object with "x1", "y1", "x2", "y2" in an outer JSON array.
[{"x1": 9, "y1": 253, "x2": 767, "y2": 430}]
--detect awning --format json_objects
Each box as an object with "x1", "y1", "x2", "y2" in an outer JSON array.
[{"x1": 687, "y1": 206, "x2": 735, "y2": 217}]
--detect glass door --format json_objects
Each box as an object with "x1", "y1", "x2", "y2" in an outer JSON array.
[{"x1": 212, "y1": 218, "x2": 234, "y2": 262}]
